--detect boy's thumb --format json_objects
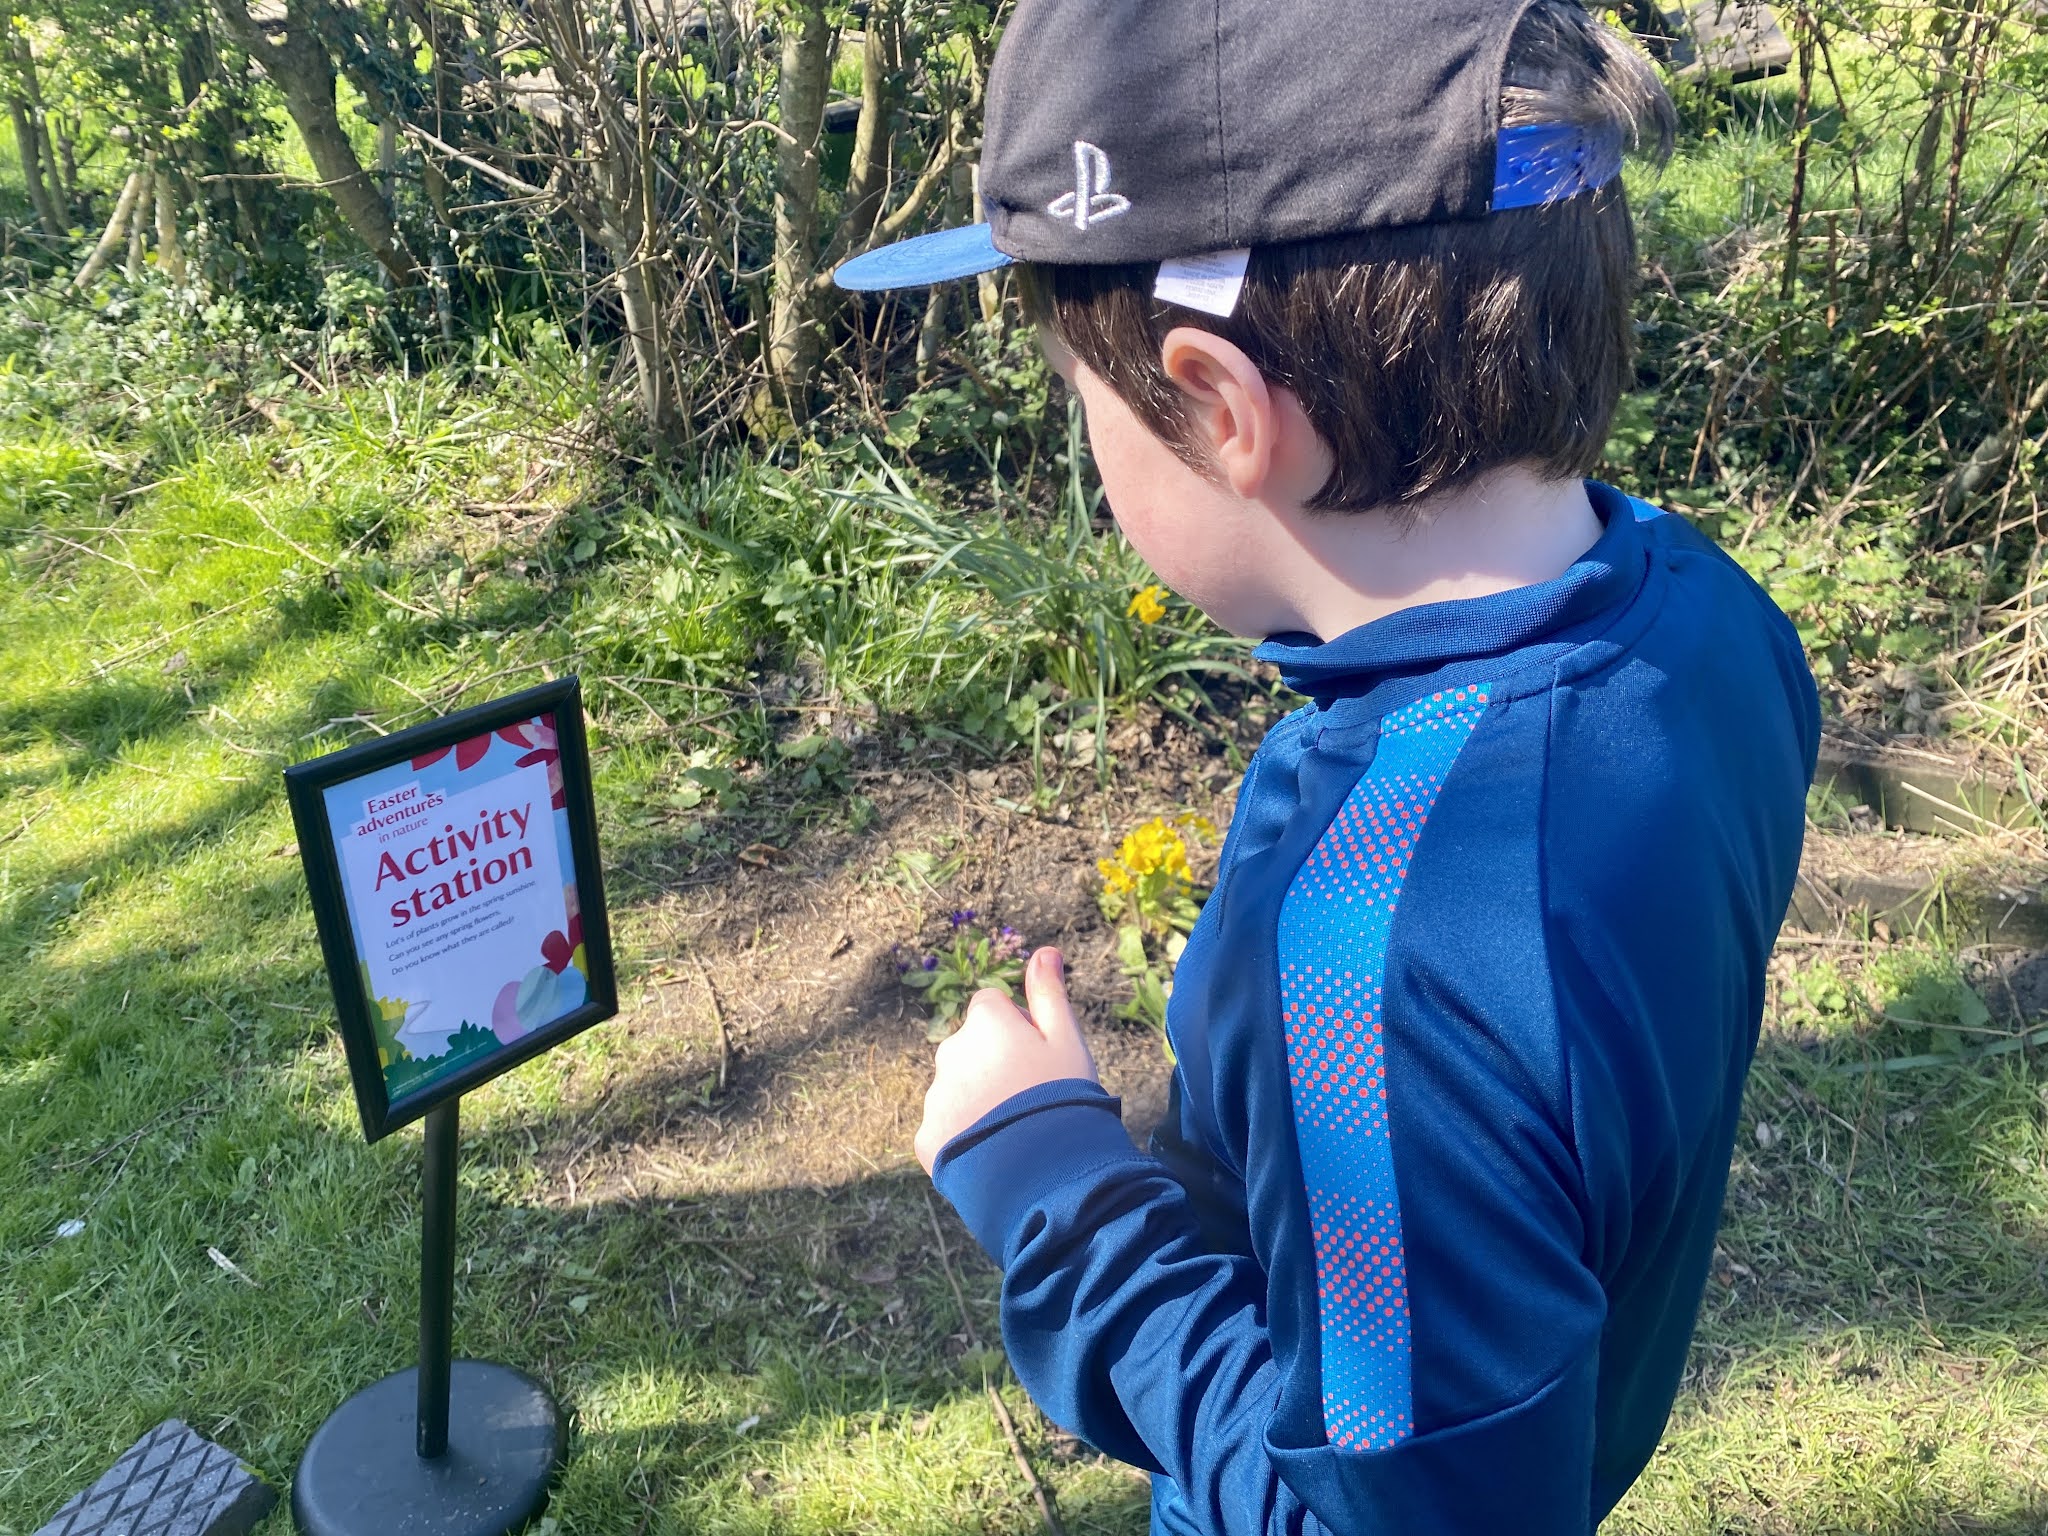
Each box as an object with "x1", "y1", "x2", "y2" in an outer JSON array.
[{"x1": 1023, "y1": 947, "x2": 1082, "y2": 1046}]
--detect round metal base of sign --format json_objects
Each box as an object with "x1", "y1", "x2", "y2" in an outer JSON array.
[{"x1": 292, "y1": 1361, "x2": 564, "y2": 1536}]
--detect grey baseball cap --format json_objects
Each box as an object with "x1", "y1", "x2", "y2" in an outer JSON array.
[{"x1": 835, "y1": 0, "x2": 1622, "y2": 294}]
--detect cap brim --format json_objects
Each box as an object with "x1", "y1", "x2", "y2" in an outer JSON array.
[{"x1": 833, "y1": 224, "x2": 1016, "y2": 292}]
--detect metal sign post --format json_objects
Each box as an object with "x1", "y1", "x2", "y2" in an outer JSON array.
[{"x1": 282, "y1": 679, "x2": 617, "y2": 1536}]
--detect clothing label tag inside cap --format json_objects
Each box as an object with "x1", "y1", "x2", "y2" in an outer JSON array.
[{"x1": 1154, "y1": 248, "x2": 1251, "y2": 317}]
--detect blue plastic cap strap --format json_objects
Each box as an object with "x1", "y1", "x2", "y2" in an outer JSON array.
[{"x1": 1491, "y1": 123, "x2": 1625, "y2": 211}]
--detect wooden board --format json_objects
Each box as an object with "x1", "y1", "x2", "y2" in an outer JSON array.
[{"x1": 1662, "y1": 1, "x2": 1795, "y2": 82}]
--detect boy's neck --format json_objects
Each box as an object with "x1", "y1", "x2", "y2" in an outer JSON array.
[{"x1": 1273, "y1": 469, "x2": 1604, "y2": 643}]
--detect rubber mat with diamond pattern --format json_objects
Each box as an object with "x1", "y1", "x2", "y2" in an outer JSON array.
[{"x1": 33, "y1": 1419, "x2": 276, "y2": 1536}]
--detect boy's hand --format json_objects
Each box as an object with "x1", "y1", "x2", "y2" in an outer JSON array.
[{"x1": 915, "y1": 947, "x2": 1098, "y2": 1174}]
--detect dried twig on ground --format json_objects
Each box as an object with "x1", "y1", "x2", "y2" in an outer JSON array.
[{"x1": 925, "y1": 1190, "x2": 1069, "y2": 1536}]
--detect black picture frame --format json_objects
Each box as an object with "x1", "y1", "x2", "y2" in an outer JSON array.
[{"x1": 284, "y1": 678, "x2": 617, "y2": 1143}]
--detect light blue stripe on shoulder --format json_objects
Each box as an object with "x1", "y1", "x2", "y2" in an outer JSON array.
[
  {"x1": 1629, "y1": 495, "x2": 1667, "y2": 522},
  {"x1": 1275, "y1": 682, "x2": 1493, "y2": 1452}
]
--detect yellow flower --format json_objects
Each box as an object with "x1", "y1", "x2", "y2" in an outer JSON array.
[
  {"x1": 1114, "y1": 818, "x2": 1192, "y2": 881},
  {"x1": 1127, "y1": 585, "x2": 1169, "y2": 625}
]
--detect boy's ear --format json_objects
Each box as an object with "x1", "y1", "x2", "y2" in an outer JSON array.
[
  {"x1": 1159, "y1": 327, "x2": 1271, "y2": 498},
  {"x1": 1159, "y1": 327, "x2": 1325, "y2": 503}
]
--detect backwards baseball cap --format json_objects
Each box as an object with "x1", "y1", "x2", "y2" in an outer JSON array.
[{"x1": 834, "y1": 0, "x2": 1623, "y2": 317}]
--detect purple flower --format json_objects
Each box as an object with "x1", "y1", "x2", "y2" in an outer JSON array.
[
  {"x1": 890, "y1": 943, "x2": 909, "y2": 975},
  {"x1": 948, "y1": 909, "x2": 978, "y2": 929},
  {"x1": 922, "y1": 955, "x2": 939, "y2": 971}
]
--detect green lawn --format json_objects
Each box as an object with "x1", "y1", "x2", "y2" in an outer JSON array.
[
  {"x1": 2, "y1": 293, "x2": 2046, "y2": 1535},
  {"x1": 0, "y1": 339, "x2": 1187, "y2": 1535}
]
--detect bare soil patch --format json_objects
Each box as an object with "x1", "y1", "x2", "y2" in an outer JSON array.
[
  {"x1": 530, "y1": 747, "x2": 1244, "y2": 1206},
  {"x1": 531, "y1": 727, "x2": 2048, "y2": 1215}
]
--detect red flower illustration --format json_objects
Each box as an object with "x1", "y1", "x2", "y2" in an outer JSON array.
[
  {"x1": 412, "y1": 729, "x2": 498, "y2": 773},
  {"x1": 541, "y1": 913, "x2": 584, "y2": 975},
  {"x1": 410, "y1": 718, "x2": 563, "y2": 797},
  {"x1": 505, "y1": 716, "x2": 566, "y2": 810}
]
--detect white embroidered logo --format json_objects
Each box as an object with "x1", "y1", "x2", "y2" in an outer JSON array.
[{"x1": 1047, "y1": 141, "x2": 1131, "y2": 231}]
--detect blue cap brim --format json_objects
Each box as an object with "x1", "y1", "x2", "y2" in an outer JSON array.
[{"x1": 834, "y1": 224, "x2": 1016, "y2": 292}]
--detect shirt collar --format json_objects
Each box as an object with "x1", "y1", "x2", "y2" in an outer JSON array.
[{"x1": 1253, "y1": 481, "x2": 1649, "y2": 705}]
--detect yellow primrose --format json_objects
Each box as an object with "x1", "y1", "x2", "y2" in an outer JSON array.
[{"x1": 1113, "y1": 818, "x2": 1193, "y2": 880}]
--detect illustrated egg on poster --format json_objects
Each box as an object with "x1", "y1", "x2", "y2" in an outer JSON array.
[
  {"x1": 492, "y1": 981, "x2": 526, "y2": 1044},
  {"x1": 515, "y1": 965, "x2": 560, "y2": 1029}
]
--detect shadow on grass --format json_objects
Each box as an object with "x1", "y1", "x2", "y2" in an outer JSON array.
[
  {"x1": 7, "y1": 920, "x2": 2045, "y2": 1536},
  {"x1": 0, "y1": 775, "x2": 288, "y2": 976},
  {"x1": 3, "y1": 651, "x2": 2042, "y2": 1536},
  {"x1": 0, "y1": 634, "x2": 467, "y2": 983},
  {"x1": 0, "y1": 634, "x2": 273, "y2": 775}
]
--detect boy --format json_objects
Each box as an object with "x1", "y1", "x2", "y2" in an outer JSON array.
[{"x1": 836, "y1": 2, "x2": 1818, "y2": 1531}]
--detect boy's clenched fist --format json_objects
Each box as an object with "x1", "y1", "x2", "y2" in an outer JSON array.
[{"x1": 914, "y1": 947, "x2": 1098, "y2": 1174}]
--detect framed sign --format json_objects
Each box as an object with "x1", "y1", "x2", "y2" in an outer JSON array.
[{"x1": 285, "y1": 678, "x2": 616, "y2": 1142}]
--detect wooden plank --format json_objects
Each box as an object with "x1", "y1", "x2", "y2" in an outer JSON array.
[
  {"x1": 1813, "y1": 738, "x2": 2041, "y2": 839},
  {"x1": 1662, "y1": 1, "x2": 1795, "y2": 82}
]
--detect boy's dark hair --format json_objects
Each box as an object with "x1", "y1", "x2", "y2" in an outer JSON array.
[{"x1": 1017, "y1": 3, "x2": 1676, "y2": 518}]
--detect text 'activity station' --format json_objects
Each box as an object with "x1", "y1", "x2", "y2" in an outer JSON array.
[{"x1": 284, "y1": 678, "x2": 616, "y2": 1536}]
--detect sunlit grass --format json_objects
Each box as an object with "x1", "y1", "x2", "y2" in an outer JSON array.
[{"x1": 3, "y1": 164, "x2": 2047, "y2": 1536}]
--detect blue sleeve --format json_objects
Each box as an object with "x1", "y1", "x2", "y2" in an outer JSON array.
[
  {"x1": 932, "y1": 1081, "x2": 1314, "y2": 1532},
  {"x1": 932, "y1": 1036, "x2": 1609, "y2": 1536}
]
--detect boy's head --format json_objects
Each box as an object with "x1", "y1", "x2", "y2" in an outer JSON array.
[
  {"x1": 1016, "y1": 3, "x2": 1673, "y2": 516},
  {"x1": 838, "y1": 0, "x2": 1675, "y2": 631}
]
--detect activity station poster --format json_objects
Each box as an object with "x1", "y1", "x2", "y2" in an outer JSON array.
[{"x1": 322, "y1": 714, "x2": 589, "y2": 1106}]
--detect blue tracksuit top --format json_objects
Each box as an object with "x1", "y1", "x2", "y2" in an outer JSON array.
[{"x1": 932, "y1": 482, "x2": 1820, "y2": 1535}]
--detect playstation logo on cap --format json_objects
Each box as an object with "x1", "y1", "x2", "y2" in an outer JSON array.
[{"x1": 1047, "y1": 142, "x2": 1130, "y2": 232}]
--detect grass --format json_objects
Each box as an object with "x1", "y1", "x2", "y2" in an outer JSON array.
[
  {"x1": 1634, "y1": 1020, "x2": 2048, "y2": 1530},
  {"x1": 2, "y1": 320, "x2": 2043, "y2": 1536},
  {"x1": 3, "y1": 82, "x2": 2048, "y2": 1533},
  {"x1": 0, "y1": 296, "x2": 1224, "y2": 1535}
]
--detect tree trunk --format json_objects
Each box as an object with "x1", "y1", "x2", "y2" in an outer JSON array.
[
  {"x1": 2, "y1": 15, "x2": 62, "y2": 237},
  {"x1": 519, "y1": 0, "x2": 680, "y2": 449},
  {"x1": 32, "y1": 103, "x2": 60, "y2": 224},
  {"x1": 178, "y1": 22, "x2": 249, "y2": 237},
  {"x1": 7, "y1": 94, "x2": 61, "y2": 236},
  {"x1": 1935, "y1": 374, "x2": 2048, "y2": 534},
  {"x1": 155, "y1": 171, "x2": 186, "y2": 282},
  {"x1": 1780, "y1": 6, "x2": 1813, "y2": 301},
  {"x1": 767, "y1": 0, "x2": 832, "y2": 408},
  {"x1": 53, "y1": 115, "x2": 77, "y2": 211},
  {"x1": 620, "y1": 53, "x2": 678, "y2": 447},
  {"x1": 1934, "y1": 0, "x2": 1992, "y2": 268},
  {"x1": 841, "y1": 0, "x2": 897, "y2": 249},
  {"x1": 616, "y1": 250, "x2": 674, "y2": 441},
  {"x1": 72, "y1": 170, "x2": 144, "y2": 290},
  {"x1": 377, "y1": 117, "x2": 398, "y2": 190},
  {"x1": 211, "y1": 0, "x2": 423, "y2": 287},
  {"x1": 1891, "y1": 10, "x2": 1967, "y2": 262},
  {"x1": 917, "y1": 283, "x2": 949, "y2": 379},
  {"x1": 125, "y1": 160, "x2": 150, "y2": 277},
  {"x1": 406, "y1": 0, "x2": 465, "y2": 234}
]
